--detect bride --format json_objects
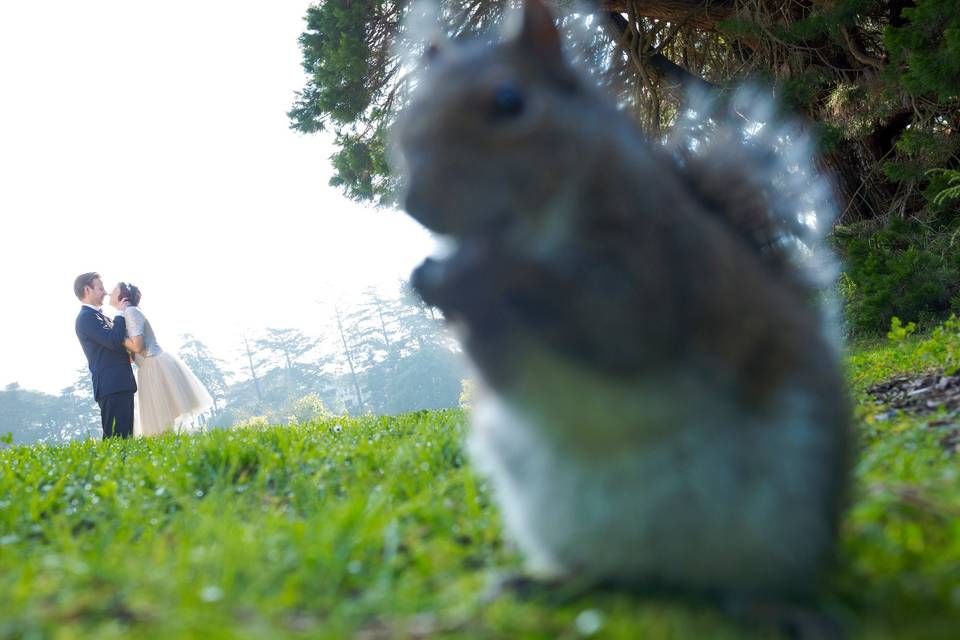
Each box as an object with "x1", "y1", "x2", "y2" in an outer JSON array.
[{"x1": 109, "y1": 282, "x2": 213, "y2": 436}]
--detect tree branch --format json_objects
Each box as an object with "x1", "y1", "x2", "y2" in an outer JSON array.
[
  {"x1": 599, "y1": 0, "x2": 737, "y2": 31},
  {"x1": 840, "y1": 26, "x2": 885, "y2": 70},
  {"x1": 606, "y1": 11, "x2": 717, "y2": 95}
]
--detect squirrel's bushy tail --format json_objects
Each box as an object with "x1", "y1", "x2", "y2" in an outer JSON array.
[{"x1": 669, "y1": 87, "x2": 839, "y2": 299}]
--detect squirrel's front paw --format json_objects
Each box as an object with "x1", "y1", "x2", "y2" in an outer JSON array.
[
  {"x1": 411, "y1": 257, "x2": 449, "y2": 308},
  {"x1": 412, "y1": 240, "x2": 499, "y2": 310}
]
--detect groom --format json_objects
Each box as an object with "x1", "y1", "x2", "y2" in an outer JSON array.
[{"x1": 74, "y1": 272, "x2": 137, "y2": 439}]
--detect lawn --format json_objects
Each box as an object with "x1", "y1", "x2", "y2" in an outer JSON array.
[{"x1": 2, "y1": 321, "x2": 959, "y2": 639}]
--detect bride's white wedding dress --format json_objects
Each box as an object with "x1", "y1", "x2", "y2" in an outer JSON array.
[{"x1": 124, "y1": 306, "x2": 213, "y2": 437}]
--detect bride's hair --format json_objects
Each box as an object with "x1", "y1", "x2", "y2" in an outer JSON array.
[{"x1": 118, "y1": 282, "x2": 142, "y2": 306}]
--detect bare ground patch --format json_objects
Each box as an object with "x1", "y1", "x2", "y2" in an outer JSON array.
[{"x1": 867, "y1": 371, "x2": 960, "y2": 453}]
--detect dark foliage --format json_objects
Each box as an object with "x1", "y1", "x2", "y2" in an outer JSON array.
[{"x1": 838, "y1": 218, "x2": 960, "y2": 332}]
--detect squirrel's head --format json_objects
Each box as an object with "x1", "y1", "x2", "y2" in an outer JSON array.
[{"x1": 394, "y1": 0, "x2": 598, "y2": 238}]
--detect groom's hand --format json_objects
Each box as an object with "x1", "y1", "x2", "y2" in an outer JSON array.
[{"x1": 116, "y1": 298, "x2": 131, "y2": 312}]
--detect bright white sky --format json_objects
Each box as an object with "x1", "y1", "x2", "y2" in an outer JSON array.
[{"x1": 0, "y1": 1, "x2": 436, "y2": 394}]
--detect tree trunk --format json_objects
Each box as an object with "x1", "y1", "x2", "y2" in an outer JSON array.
[
  {"x1": 334, "y1": 304, "x2": 367, "y2": 413},
  {"x1": 242, "y1": 334, "x2": 264, "y2": 410},
  {"x1": 374, "y1": 295, "x2": 392, "y2": 352}
]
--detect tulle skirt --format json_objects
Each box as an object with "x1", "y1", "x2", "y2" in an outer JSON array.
[{"x1": 134, "y1": 351, "x2": 213, "y2": 437}]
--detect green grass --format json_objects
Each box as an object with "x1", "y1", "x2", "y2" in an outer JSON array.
[{"x1": 2, "y1": 326, "x2": 960, "y2": 639}]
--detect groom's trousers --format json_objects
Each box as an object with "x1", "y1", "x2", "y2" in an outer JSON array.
[{"x1": 98, "y1": 392, "x2": 135, "y2": 439}]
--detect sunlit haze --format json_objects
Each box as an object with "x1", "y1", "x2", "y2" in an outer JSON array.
[{"x1": 0, "y1": 1, "x2": 436, "y2": 394}]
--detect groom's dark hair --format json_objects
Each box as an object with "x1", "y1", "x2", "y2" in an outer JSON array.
[
  {"x1": 118, "y1": 282, "x2": 142, "y2": 306},
  {"x1": 74, "y1": 272, "x2": 100, "y2": 300}
]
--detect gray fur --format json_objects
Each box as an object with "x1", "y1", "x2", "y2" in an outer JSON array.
[{"x1": 393, "y1": 0, "x2": 850, "y2": 598}]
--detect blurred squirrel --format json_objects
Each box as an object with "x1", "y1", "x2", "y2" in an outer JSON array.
[{"x1": 394, "y1": 0, "x2": 851, "y2": 605}]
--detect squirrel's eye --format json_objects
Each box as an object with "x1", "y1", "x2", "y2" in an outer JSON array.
[{"x1": 490, "y1": 83, "x2": 525, "y2": 120}]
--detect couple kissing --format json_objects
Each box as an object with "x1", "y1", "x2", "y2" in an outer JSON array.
[{"x1": 73, "y1": 272, "x2": 213, "y2": 439}]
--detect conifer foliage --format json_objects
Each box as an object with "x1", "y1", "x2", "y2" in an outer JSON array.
[{"x1": 290, "y1": 1, "x2": 960, "y2": 331}]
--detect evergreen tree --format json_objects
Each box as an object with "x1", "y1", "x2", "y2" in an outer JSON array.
[
  {"x1": 178, "y1": 334, "x2": 231, "y2": 413},
  {"x1": 58, "y1": 366, "x2": 100, "y2": 441},
  {"x1": 253, "y1": 328, "x2": 322, "y2": 403},
  {"x1": 0, "y1": 382, "x2": 77, "y2": 445},
  {"x1": 342, "y1": 284, "x2": 465, "y2": 414}
]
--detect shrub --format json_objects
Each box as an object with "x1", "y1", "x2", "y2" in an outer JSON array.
[
  {"x1": 287, "y1": 393, "x2": 332, "y2": 425},
  {"x1": 233, "y1": 415, "x2": 271, "y2": 430},
  {"x1": 837, "y1": 217, "x2": 960, "y2": 334}
]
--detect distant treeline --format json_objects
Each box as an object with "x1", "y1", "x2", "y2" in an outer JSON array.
[{"x1": 2, "y1": 284, "x2": 467, "y2": 446}]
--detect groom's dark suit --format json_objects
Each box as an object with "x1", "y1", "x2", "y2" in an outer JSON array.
[{"x1": 76, "y1": 306, "x2": 137, "y2": 438}]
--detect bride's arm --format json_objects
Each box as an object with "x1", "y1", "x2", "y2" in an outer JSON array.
[
  {"x1": 124, "y1": 335, "x2": 145, "y2": 354},
  {"x1": 122, "y1": 306, "x2": 146, "y2": 354}
]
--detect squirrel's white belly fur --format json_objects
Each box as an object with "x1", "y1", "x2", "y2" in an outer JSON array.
[{"x1": 468, "y1": 346, "x2": 835, "y2": 593}]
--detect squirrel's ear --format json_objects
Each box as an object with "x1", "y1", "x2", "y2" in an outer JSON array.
[
  {"x1": 510, "y1": 0, "x2": 563, "y2": 62},
  {"x1": 405, "y1": 1, "x2": 450, "y2": 63}
]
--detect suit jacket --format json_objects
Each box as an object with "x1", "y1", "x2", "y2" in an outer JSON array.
[{"x1": 75, "y1": 306, "x2": 137, "y2": 401}]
